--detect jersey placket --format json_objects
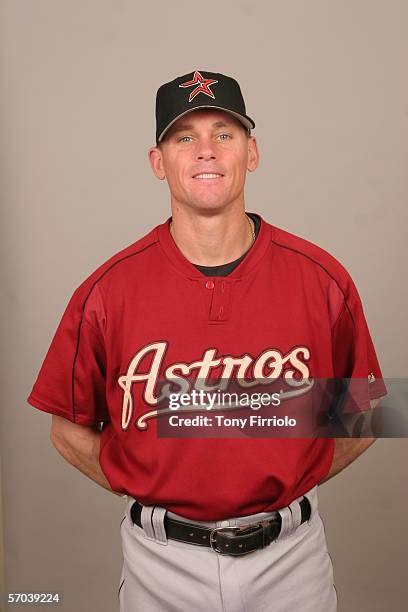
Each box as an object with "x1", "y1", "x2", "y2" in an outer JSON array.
[{"x1": 203, "y1": 278, "x2": 233, "y2": 323}]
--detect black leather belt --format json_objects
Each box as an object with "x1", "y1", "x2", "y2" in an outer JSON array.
[{"x1": 130, "y1": 497, "x2": 311, "y2": 556}]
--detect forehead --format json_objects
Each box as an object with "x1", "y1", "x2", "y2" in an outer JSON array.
[{"x1": 165, "y1": 109, "x2": 243, "y2": 136}]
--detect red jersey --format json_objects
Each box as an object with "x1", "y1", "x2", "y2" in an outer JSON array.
[{"x1": 27, "y1": 214, "x2": 387, "y2": 520}]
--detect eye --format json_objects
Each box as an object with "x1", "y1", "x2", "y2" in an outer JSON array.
[
  {"x1": 178, "y1": 135, "x2": 193, "y2": 143},
  {"x1": 217, "y1": 133, "x2": 231, "y2": 141}
]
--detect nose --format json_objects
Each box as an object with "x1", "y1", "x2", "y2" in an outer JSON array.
[{"x1": 195, "y1": 138, "x2": 217, "y2": 161}]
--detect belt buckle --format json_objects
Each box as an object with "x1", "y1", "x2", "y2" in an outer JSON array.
[
  {"x1": 209, "y1": 526, "x2": 240, "y2": 554},
  {"x1": 209, "y1": 522, "x2": 263, "y2": 555}
]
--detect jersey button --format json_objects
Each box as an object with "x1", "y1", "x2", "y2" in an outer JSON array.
[{"x1": 205, "y1": 280, "x2": 215, "y2": 289}]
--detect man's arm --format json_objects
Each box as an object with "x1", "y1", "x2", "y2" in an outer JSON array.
[
  {"x1": 50, "y1": 415, "x2": 123, "y2": 497},
  {"x1": 320, "y1": 398, "x2": 382, "y2": 484}
]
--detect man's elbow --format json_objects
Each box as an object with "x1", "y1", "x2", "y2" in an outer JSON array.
[
  {"x1": 50, "y1": 414, "x2": 91, "y2": 451},
  {"x1": 364, "y1": 436, "x2": 377, "y2": 450},
  {"x1": 368, "y1": 397, "x2": 384, "y2": 439},
  {"x1": 50, "y1": 415, "x2": 71, "y2": 455}
]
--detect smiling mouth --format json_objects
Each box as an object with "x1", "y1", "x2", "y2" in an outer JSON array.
[{"x1": 192, "y1": 173, "x2": 224, "y2": 179}]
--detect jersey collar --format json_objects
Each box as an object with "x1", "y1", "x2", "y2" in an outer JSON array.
[{"x1": 157, "y1": 211, "x2": 272, "y2": 280}]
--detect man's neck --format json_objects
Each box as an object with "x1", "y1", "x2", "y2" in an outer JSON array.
[{"x1": 169, "y1": 205, "x2": 255, "y2": 267}]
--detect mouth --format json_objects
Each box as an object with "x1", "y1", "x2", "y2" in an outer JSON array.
[{"x1": 192, "y1": 173, "x2": 224, "y2": 180}]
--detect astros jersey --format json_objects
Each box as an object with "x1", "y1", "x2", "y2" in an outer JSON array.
[{"x1": 27, "y1": 213, "x2": 387, "y2": 520}]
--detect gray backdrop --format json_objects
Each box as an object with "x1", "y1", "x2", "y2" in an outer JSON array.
[{"x1": 1, "y1": 1, "x2": 407, "y2": 611}]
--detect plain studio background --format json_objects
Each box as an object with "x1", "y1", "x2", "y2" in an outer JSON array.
[{"x1": 0, "y1": 1, "x2": 407, "y2": 611}]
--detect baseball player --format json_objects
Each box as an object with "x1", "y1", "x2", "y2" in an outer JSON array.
[{"x1": 27, "y1": 70, "x2": 387, "y2": 612}]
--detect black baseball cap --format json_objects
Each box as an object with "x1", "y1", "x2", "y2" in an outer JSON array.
[{"x1": 155, "y1": 70, "x2": 256, "y2": 144}]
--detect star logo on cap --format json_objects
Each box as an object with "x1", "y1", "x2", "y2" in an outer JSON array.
[{"x1": 179, "y1": 71, "x2": 219, "y2": 103}]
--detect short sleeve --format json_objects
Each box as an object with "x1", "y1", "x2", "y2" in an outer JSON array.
[
  {"x1": 27, "y1": 282, "x2": 110, "y2": 426},
  {"x1": 331, "y1": 281, "x2": 388, "y2": 413}
]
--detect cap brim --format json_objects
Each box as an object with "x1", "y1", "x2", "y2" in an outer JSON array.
[{"x1": 157, "y1": 106, "x2": 256, "y2": 143}]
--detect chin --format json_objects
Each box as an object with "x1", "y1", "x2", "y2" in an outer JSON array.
[{"x1": 187, "y1": 199, "x2": 230, "y2": 214}]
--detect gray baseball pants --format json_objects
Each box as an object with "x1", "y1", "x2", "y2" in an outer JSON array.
[{"x1": 118, "y1": 485, "x2": 338, "y2": 611}]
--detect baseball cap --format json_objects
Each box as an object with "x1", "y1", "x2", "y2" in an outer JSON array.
[{"x1": 155, "y1": 70, "x2": 256, "y2": 144}]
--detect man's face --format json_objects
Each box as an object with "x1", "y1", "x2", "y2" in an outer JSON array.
[{"x1": 149, "y1": 109, "x2": 259, "y2": 213}]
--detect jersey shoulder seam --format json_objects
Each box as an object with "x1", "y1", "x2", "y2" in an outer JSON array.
[
  {"x1": 71, "y1": 230, "x2": 160, "y2": 423},
  {"x1": 270, "y1": 231, "x2": 355, "y2": 331},
  {"x1": 78, "y1": 231, "x2": 159, "y2": 310}
]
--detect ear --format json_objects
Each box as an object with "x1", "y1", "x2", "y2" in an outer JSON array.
[
  {"x1": 247, "y1": 136, "x2": 259, "y2": 172},
  {"x1": 148, "y1": 146, "x2": 166, "y2": 180}
]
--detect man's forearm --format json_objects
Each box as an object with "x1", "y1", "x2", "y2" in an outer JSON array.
[
  {"x1": 320, "y1": 399, "x2": 382, "y2": 484},
  {"x1": 51, "y1": 420, "x2": 123, "y2": 497}
]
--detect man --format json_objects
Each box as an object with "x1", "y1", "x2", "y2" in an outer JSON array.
[{"x1": 27, "y1": 70, "x2": 387, "y2": 611}]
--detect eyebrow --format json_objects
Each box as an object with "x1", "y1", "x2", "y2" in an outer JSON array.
[{"x1": 170, "y1": 120, "x2": 230, "y2": 134}]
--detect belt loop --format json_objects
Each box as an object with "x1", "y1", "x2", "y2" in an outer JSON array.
[
  {"x1": 288, "y1": 499, "x2": 302, "y2": 531},
  {"x1": 126, "y1": 496, "x2": 136, "y2": 529},
  {"x1": 304, "y1": 485, "x2": 318, "y2": 521},
  {"x1": 141, "y1": 505, "x2": 155, "y2": 540},
  {"x1": 276, "y1": 506, "x2": 293, "y2": 540},
  {"x1": 151, "y1": 506, "x2": 168, "y2": 545}
]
